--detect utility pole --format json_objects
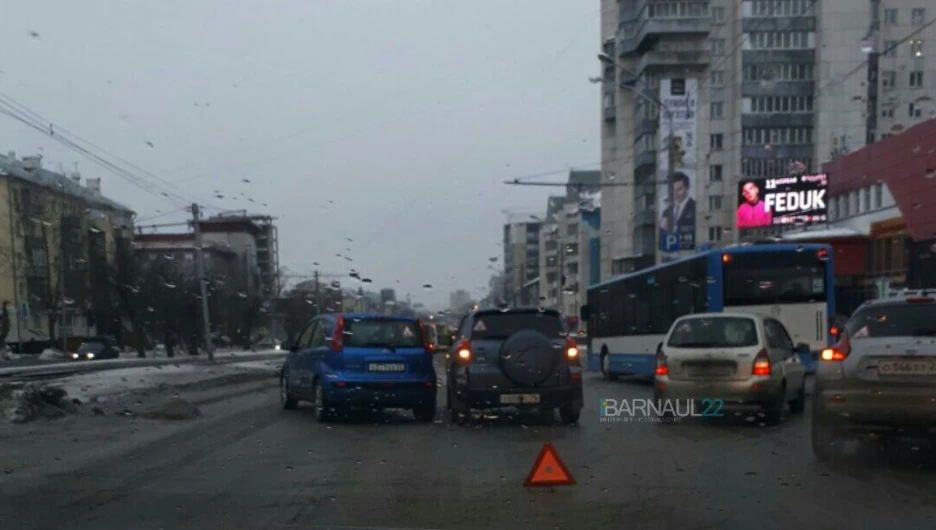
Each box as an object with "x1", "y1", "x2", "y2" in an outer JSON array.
[
  {"x1": 59, "y1": 216, "x2": 67, "y2": 352},
  {"x1": 7, "y1": 186, "x2": 22, "y2": 353},
  {"x1": 192, "y1": 203, "x2": 214, "y2": 361},
  {"x1": 314, "y1": 270, "x2": 322, "y2": 315}
]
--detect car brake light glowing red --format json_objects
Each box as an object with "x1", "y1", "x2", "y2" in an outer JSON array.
[
  {"x1": 655, "y1": 347, "x2": 668, "y2": 376},
  {"x1": 821, "y1": 332, "x2": 850, "y2": 361},
  {"x1": 331, "y1": 315, "x2": 344, "y2": 352},
  {"x1": 565, "y1": 337, "x2": 579, "y2": 359},
  {"x1": 752, "y1": 348, "x2": 771, "y2": 376},
  {"x1": 455, "y1": 339, "x2": 471, "y2": 362}
]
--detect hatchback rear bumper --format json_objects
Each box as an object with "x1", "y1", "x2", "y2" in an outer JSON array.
[
  {"x1": 655, "y1": 376, "x2": 782, "y2": 410},
  {"x1": 815, "y1": 385, "x2": 936, "y2": 431},
  {"x1": 453, "y1": 383, "x2": 583, "y2": 410},
  {"x1": 324, "y1": 380, "x2": 436, "y2": 409}
]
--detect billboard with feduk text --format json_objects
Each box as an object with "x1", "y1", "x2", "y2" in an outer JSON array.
[{"x1": 736, "y1": 174, "x2": 828, "y2": 229}]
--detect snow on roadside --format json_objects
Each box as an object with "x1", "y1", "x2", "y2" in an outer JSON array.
[{"x1": 51, "y1": 360, "x2": 280, "y2": 403}]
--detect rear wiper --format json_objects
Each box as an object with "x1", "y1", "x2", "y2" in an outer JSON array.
[{"x1": 671, "y1": 342, "x2": 718, "y2": 347}]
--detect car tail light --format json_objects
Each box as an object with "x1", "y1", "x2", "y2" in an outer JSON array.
[
  {"x1": 565, "y1": 337, "x2": 579, "y2": 360},
  {"x1": 655, "y1": 346, "x2": 668, "y2": 376},
  {"x1": 752, "y1": 349, "x2": 771, "y2": 376},
  {"x1": 417, "y1": 320, "x2": 434, "y2": 354},
  {"x1": 906, "y1": 297, "x2": 934, "y2": 304},
  {"x1": 821, "y1": 332, "x2": 851, "y2": 361},
  {"x1": 331, "y1": 315, "x2": 344, "y2": 352},
  {"x1": 817, "y1": 248, "x2": 829, "y2": 261},
  {"x1": 455, "y1": 339, "x2": 471, "y2": 362}
]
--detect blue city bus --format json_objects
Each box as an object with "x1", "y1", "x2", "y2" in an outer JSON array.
[{"x1": 581, "y1": 243, "x2": 835, "y2": 377}]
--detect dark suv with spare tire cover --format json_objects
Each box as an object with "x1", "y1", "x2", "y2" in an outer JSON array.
[{"x1": 446, "y1": 307, "x2": 584, "y2": 424}]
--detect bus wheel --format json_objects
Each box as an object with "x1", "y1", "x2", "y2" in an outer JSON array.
[{"x1": 601, "y1": 351, "x2": 617, "y2": 381}]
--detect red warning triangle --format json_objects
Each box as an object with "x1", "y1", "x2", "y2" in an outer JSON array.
[{"x1": 523, "y1": 441, "x2": 575, "y2": 487}]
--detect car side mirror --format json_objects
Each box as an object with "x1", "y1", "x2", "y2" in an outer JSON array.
[
  {"x1": 579, "y1": 304, "x2": 591, "y2": 321},
  {"x1": 795, "y1": 342, "x2": 810, "y2": 354}
]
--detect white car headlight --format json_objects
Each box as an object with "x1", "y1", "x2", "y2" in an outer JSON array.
[
  {"x1": 87, "y1": 352, "x2": 95, "y2": 359},
  {"x1": 71, "y1": 353, "x2": 79, "y2": 359}
]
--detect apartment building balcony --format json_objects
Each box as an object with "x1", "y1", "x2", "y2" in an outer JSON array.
[
  {"x1": 741, "y1": 80, "x2": 815, "y2": 97},
  {"x1": 741, "y1": 113, "x2": 814, "y2": 128},
  {"x1": 741, "y1": 144, "x2": 814, "y2": 159},
  {"x1": 635, "y1": 116, "x2": 658, "y2": 138},
  {"x1": 742, "y1": 50, "x2": 814, "y2": 64},
  {"x1": 618, "y1": 1, "x2": 712, "y2": 55},
  {"x1": 741, "y1": 17, "x2": 815, "y2": 32},
  {"x1": 634, "y1": 149, "x2": 657, "y2": 170}
]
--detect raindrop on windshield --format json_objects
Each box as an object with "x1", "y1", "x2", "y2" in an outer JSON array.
[
  {"x1": 677, "y1": 276, "x2": 687, "y2": 283},
  {"x1": 758, "y1": 281, "x2": 773, "y2": 290},
  {"x1": 361, "y1": 278, "x2": 373, "y2": 283},
  {"x1": 705, "y1": 276, "x2": 716, "y2": 284},
  {"x1": 29, "y1": 30, "x2": 40, "y2": 39},
  {"x1": 925, "y1": 168, "x2": 935, "y2": 180},
  {"x1": 423, "y1": 284, "x2": 433, "y2": 290},
  {"x1": 63, "y1": 297, "x2": 75, "y2": 305},
  {"x1": 237, "y1": 292, "x2": 248, "y2": 298},
  {"x1": 795, "y1": 245, "x2": 805, "y2": 252},
  {"x1": 163, "y1": 281, "x2": 176, "y2": 289},
  {"x1": 145, "y1": 141, "x2": 155, "y2": 149}
]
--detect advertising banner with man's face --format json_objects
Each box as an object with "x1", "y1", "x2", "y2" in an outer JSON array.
[
  {"x1": 735, "y1": 174, "x2": 829, "y2": 228},
  {"x1": 657, "y1": 78, "x2": 698, "y2": 252}
]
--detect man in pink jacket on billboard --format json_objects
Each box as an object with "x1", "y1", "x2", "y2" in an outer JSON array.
[{"x1": 736, "y1": 181, "x2": 773, "y2": 228}]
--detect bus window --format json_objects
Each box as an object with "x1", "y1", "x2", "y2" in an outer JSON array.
[{"x1": 722, "y1": 251, "x2": 827, "y2": 306}]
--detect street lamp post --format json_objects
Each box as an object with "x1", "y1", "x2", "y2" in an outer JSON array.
[{"x1": 596, "y1": 53, "x2": 677, "y2": 259}]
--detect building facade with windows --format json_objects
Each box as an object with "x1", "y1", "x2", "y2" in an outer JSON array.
[
  {"x1": 599, "y1": 0, "x2": 934, "y2": 276},
  {"x1": 503, "y1": 220, "x2": 541, "y2": 305}
]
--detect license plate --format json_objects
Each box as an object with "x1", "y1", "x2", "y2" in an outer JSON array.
[
  {"x1": 688, "y1": 366, "x2": 732, "y2": 377},
  {"x1": 367, "y1": 363, "x2": 405, "y2": 372},
  {"x1": 878, "y1": 359, "x2": 936, "y2": 375},
  {"x1": 499, "y1": 394, "x2": 540, "y2": 404}
]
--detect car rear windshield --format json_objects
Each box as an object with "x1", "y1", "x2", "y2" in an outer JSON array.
[
  {"x1": 343, "y1": 319, "x2": 424, "y2": 348},
  {"x1": 470, "y1": 311, "x2": 564, "y2": 339},
  {"x1": 667, "y1": 317, "x2": 759, "y2": 348},
  {"x1": 845, "y1": 303, "x2": 936, "y2": 339},
  {"x1": 78, "y1": 341, "x2": 106, "y2": 351}
]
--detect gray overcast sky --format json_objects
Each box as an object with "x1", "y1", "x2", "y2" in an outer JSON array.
[{"x1": 1, "y1": 0, "x2": 600, "y2": 309}]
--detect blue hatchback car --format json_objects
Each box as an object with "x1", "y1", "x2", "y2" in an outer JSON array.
[{"x1": 279, "y1": 313, "x2": 438, "y2": 422}]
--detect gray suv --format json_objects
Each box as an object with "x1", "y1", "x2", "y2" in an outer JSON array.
[
  {"x1": 812, "y1": 292, "x2": 936, "y2": 459},
  {"x1": 445, "y1": 308, "x2": 584, "y2": 424}
]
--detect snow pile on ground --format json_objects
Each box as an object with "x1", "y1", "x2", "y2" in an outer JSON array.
[
  {"x1": 1, "y1": 383, "x2": 80, "y2": 424},
  {"x1": 38, "y1": 349, "x2": 66, "y2": 361}
]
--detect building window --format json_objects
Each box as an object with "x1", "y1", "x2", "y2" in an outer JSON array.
[
  {"x1": 710, "y1": 101, "x2": 724, "y2": 119},
  {"x1": 712, "y1": 6, "x2": 726, "y2": 22},
  {"x1": 882, "y1": 107, "x2": 895, "y2": 118},
  {"x1": 709, "y1": 164, "x2": 723, "y2": 182},
  {"x1": 884, "y1": 8, "x2": 898, "y2": 25},
  {"x1": 841, "y1": 194, "x2": 850, "y2": 217},
  {"x1": 708, "y1": 195, "x2": 723, "y2": 211},
  {"x1": 884, "y1": 40, "x2": 897, "y2": 56},
  {"x1": 874, "y1": 183, "x2": 883, "y2": 209},
  {"x1": 709, "y1": 69, "x2": 724, "y2": 86},
  {"x1": 710, "y1": 38, "x2": 725, "y2": 55},
  {"x1": 710, "y1": 134, "x2": 724, "y2": 150},
  {"x1": 910, "y1": 103, "x2": 923, "y2": 118},
  {"x1": 566, "y1": 223, "x2": 578, "y2": 236},
  {"x1": 910, "y1": 71, "x2": 924, "y2": 88},
  {"x1": 881, "y1": 70, "x2": 896, "y2": 88},
  {"x1": 910, "y1": 39, "x2": 924, "y2": 57},
  {"x1": 748, "y1": 96, "x2": 813, "y2": 113},
  {"x1": 912, "y1": 9, "x2": 926, "y2": 25},
  {"x1": 749, "y1": 31, "x2": 811, "y2": 50},
  {"x1": 708, "y1": 226, "x2": 723, "y2": 242},
  {"x1": 862, "y1": 188, "x2": 871, "y2": 212}
]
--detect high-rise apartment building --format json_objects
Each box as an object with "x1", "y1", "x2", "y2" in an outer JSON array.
[
  {"x1": 503, "y1": 220, "x2": 541, "y2": 305},
  {"x1": 599, "y1": 0, "x2": 934, "y2": 274}
]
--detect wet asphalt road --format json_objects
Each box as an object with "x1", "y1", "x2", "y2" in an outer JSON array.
[{"x1": 3, "y1": 360, "x2": 936, "y2": 530}]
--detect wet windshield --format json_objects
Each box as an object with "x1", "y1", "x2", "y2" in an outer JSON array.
[{"x1": 2, "y1": 3, "x2": 935, "y2": 530}]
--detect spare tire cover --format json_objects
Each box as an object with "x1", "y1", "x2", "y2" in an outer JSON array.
[{"x1": 499, "y1": 330, "x2": 559, "y2": 387}]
